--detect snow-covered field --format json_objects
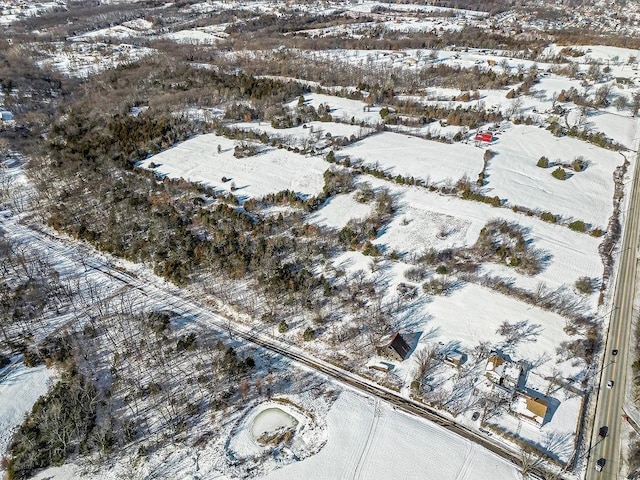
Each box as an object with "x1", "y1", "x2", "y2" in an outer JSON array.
[
  {"x1": 294, "y1": 93, "x2": 385, "y2": 126},
  {"x1": 262, "y1": 391, "x2": 521, "y2": 480},
  {"x1": 69, "y1": 19, "x2": 155, "y2": 41},
  {"x1": 0, "y1": 362, "x2": 55, "y2": 458},
  {"x1": 138, "y1": 133, "x2": 328, "y2": 200},
  {"x1": 231, "y1": 120, "x2": 374, "y2": 149},
  {"x1": 28, "y1": 390, "x2": 522, "y2": 480},
  {"x1": 163, "y1": 28, "x2": 227, "y2": 44},
  {"x1": 542, "y1": 44, "x2": 640, "y2": 65},
  {"x1": 486, "y1": 124, "x2": 624, "y2": 227},
  {"x1": 308, "y1": 192, "x2": 375, "y2": 229},
  {"x1": 35, "y1": 42, "x2": 154, "y2": 78},
  {"x1": 0, "y1": 1, "x2": 62, "y2": 25},
  {"x1": 340, "y1": 131, "x2": 484, "y2": 187},
  {"x1": 364, "y1": 178, "x2": 604, "y2": 296}
]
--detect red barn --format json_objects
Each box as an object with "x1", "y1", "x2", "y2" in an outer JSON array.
[{"x1": 475, "y1": 131, "x2": 493, "y2": 143}]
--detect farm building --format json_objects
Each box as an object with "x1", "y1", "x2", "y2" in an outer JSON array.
[
  {"x1": 444, "y1": 350, "x2": 466, "y2": 368},
  {"x1": 376, "y1": 333, "x2": 411, "y2": 362},
  {"x1": 368, "y1": 362, "x2": 393, "y2": 373},
  {"x1": 474, "y1": 131, "x2": 493, "y2": 144}
]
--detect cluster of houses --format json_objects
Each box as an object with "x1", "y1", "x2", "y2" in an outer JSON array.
[
  {"x1": 0, "y1": 0, "x2": 62, "y2": 21},
  {"x1": 479, "y1": 351, "x2": 550, "y2": 427},
  {"x1": 372, "y1": 333, "x2": 551, "y2": 428}
]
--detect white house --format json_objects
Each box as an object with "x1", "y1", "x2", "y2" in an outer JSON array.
[{"x1": 484, "y1": 352, "x2": 522, "y2": 393}]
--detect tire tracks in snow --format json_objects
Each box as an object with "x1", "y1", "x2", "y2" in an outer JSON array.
[
  {"x1": 0, "y1": 358, "x2": 22, "y2": 384},
  {"x1": 454, "y1": 442, "x2": 478, "y2": 480},
  {"x1": 352, "y1": 397, "x2": 381, "y2": 480}
]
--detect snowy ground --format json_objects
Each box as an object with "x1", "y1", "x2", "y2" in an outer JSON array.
[
  {"x1": 0, "y1": 210, "x2": 530, "y2": 480},
  {"x1": 358, "y1": 177, "x2": 605, "y2": 300},
  {"x1": 35, "y1": 41, "x2": 154, "y2": 78},
  {"x1": 0, "y1": 361, "x2": 55, "y2": 458},
  {"x1": 262, "y1": 391, "x2": 522, "y2": 480},
  {"x1": 138, "y1": 133, "x2": 328, "y2": 201},
  {"x1": 231, "y1": 120, "x2": 375, "y2": 149},
  {"x1": 131, "y1": 71, "x2": 628, "y2": 470},
  {"x1": 293, "y1": 93, "x2": 385, "y2": 127},
  {"x1": 340, "y1": 131, "x2": 485, "y2": 187},
  {"x1": 308, "y1": 191, "x2": 375, "y2": 230},
  {"x1": 28, "y1": 390, "x2": 523, "y2": 480},
  {"x1": 0, "y1": 1, "x2": 62, "y2": 25},
  {"x1": 485, "y1": 124, "x2": 624, "y2": 228},
  {"x1": 5, "y1": 5, "x2": 640, "y2": 473}
]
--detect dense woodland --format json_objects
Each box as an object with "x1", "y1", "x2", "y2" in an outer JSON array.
[{"x1": 0, "y1": 231, "x2": 259, "y2": 479}]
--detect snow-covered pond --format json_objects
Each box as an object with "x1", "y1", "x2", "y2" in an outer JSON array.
[
  {"x1": 225, "y1": 399, "x2": 325, "y2": 476},
  {"x1": 251, "y1": 407, "x2": 298, "y2": 441}
]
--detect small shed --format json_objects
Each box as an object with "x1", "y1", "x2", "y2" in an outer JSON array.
[
  {"x1": 444, "y1": 350, "x2": 466, "y2": 368},
  {"x1": 0, "y1": 111, "x2": 13, "y2": 122},
  {"x1": 368, "y1": 362, "x2": 393, "y2": 373},
  {"x1": 376, "y1": 333, "x2": 411, "y2": 362}
]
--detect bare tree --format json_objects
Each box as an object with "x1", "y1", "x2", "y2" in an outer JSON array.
[
  {"x1": 481, "y1": 396, "x2": 509, "y2": 422},
  {"x1": 613, "y1": 95, "x2": 628, "y2": 111},
  {"x1": 519, "y1": 446, "x2": 544, "y2": 479},
  {"x1": 506, "y1": 96, "x2": 524, "y2": 118},
  {"x1": 593, "y1": 84, "x2": 612, "y2": 107},
  {"x1": 587, "y1": 63, "x2": 603, "y2": 82},
  {"x1": 414, "y1": 346, "x2": 439, "y2": 382},
  {"x1": 239, "y1": 379, "x2": 249, "y2": 400},
  {"x1": 632, "y1": 92, "x2": 640, "y2": 117}
]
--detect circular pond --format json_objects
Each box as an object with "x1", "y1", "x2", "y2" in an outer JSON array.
[{"x1": 251, "y1": 407, "x2": 298, "y2": 441}]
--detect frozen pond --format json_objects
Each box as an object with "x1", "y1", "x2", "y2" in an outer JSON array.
[{"x1": 251, "y1": 407, "x2": 298, "y2": 440}]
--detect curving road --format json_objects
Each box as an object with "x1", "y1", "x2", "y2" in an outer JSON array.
[{"x1": 586, "y1": 148, "x2": 640, "y2": 480}]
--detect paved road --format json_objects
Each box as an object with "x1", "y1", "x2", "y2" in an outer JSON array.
[{"x1": 586, "y1": 150, "x2": 640, "y2": 480}]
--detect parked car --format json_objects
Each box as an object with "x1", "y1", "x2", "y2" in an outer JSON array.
[
  {"x1": 607, "y1": 380, "x2": 614, "y2": 389},
  {"x1": 599, "y1": 426, "x2": 608, "y2": 438},
  {"x1": 595, "y1": 458, "x2": 606, "y2": 472},
  {"x1": 472, "y1": 411, "x2": 480, "y2": 421}
]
